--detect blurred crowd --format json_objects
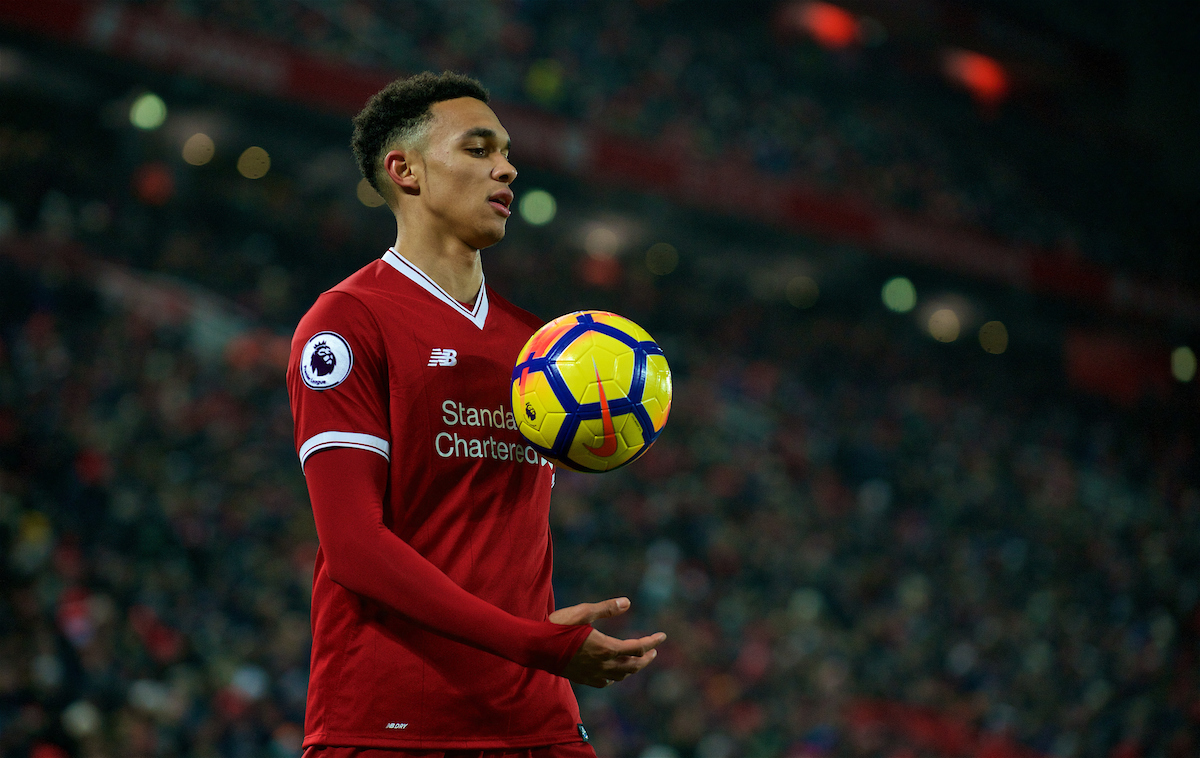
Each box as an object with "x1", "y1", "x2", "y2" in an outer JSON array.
[
  {"x1": 137, "y1": 0, "x2": 1165, "y2": 276},
  {"x1": 0, "y1": 240, "x2": 311, "y2": 757},
  {"x1": 0, "y1": 215, "x2": 1197, "y2": 758},
  {"x1": 1, "y1": 4, "x2": 1198, "y2": 757}
]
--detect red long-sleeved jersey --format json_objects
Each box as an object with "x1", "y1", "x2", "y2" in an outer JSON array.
[{"x1": 287, "y1": 249, "x2": 592, "y2": 750}]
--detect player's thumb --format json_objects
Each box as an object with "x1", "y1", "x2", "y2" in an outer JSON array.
[{"x1": 593, "y1": 596, "x2": 631, "y2": 621}]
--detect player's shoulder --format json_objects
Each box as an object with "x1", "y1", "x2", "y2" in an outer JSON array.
[
  {"x1": 485, "y1": 285, "x2": 544, "y2": 334},
  {"x1": 290, "y1": 270, "x2": 388, "y2": 392},
  {"x1": 326, "y1": 258, "x2": 398, "y2": 304},
  {"x1": 293, "y1": 261, "x2": 395, "y2": 347},
  {"x1": 299, "y1": 258, "x2": 400, "y2": 323}
]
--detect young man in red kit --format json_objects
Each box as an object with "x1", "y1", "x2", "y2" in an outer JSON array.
[{"x1": 286, "y1": 72, "x2": 666, "y2": 757}]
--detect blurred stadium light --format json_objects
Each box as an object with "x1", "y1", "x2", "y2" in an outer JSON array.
[
  {"x1": 779, "y1": 1, "x2": 861, "y2": 50},
  {"x1": 978, "y1": 321, "x2": 1009, "y2": 354},
  {"x1": 128, "y1": 91, "x2": 166, "y2": 130},
  {"x1": 518, "y1": 189, "x2": 557, "y2": 226},
  {"x1": 1172, "y1": 346, "x2": 1197, "y2": 382},
  {"x1": 132, "y1": 162, "x2": 174, "y2": 206},
  {"x1": 927, "y1": 308, "x2": 961, "y2": 342},
  {"x1": 942, "y1": 49, "x2": 1010, "y2": 106},
  {"x1": 583, "y1": 224, "x2": 621, "y2": 259},
  {"x1": 237, "y1": 146, "x2": 270, "y2": 179},
  {"x1": 182, "y1": 133, "x2": 214, "y2": 166},
  {"x1": 881, "y1": 276, "x2": 917, "y2": 313}
]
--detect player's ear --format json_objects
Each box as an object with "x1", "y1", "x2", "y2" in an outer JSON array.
[{"x1": 383, "y1": 149, "x2": 420, "y2": 196}]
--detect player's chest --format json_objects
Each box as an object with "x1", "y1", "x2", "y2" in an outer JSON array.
[
  {"x1": 384, "y1": 319, "x2": 551, "y2": 475},
  {"x1": 392, "y1": 325, "x2": 515, "y2": 395},
  {"x1": 381, "y1": 316, "x2": 527, "y2": 427}
]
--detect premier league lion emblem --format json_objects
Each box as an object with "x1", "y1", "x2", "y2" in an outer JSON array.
[
  {"x1": 300, "y1": 331, "x2": 353, "y2": 390},
  {"x1": 310, "y1": 341, "x2": 336, "y2": 377}
]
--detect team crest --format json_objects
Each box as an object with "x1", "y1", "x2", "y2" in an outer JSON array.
[{"x1": 300, "y1": 331, "x2": 353, "y2": 390}]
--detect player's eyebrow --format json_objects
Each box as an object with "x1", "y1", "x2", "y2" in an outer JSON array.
[{"x1": 460, "y1": 127, "x2": 511, "y2": 153}]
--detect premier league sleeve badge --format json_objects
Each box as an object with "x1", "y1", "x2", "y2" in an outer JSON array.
[{"x1": 300, "y1": 331, "x2": 354, "y2": 390}]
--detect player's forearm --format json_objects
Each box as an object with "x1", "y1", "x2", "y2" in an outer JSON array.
[
  {"x1": 305, "y1": 447, "x2": 591, "y2": 674},
  {"x1": 324, "y1": 523, "x2": 588, "y2": 673}
]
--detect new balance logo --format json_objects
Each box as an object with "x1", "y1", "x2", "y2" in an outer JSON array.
[
  {"x1": 386, "y1": 722, "x2": 408, "y2": 730},
  {"x1": 428, "y1": 348, "x2": 458, "y2": 367}
]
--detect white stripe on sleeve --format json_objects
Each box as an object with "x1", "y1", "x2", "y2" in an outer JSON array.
[{"x1": 299, "y1": 431, "x2": 391, "y2": 467}]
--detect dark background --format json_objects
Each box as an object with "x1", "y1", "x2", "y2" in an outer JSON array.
[{"x1": 0, "y1": 1, "x2": 1197, "y2": 757}]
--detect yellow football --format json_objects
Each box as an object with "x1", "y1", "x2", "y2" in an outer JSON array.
[{"x1": 511, "y1": 310, "x2": 672, "y2": 473}]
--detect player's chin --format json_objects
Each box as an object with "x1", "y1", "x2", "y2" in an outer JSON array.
[{"x1": 466, "y1": 222, "x2": 507, "y2": 250}]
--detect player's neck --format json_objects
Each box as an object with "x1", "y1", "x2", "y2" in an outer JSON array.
[{"x1": 392, "y1": 230, "x2": 482, "y2": 304}]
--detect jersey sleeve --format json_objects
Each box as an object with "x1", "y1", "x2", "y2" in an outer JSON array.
[
  {"x1": 305, "y1": 447, "x2": 594, "y2": 674},
  {"x1": 287, "y1": 291, "x2": 390, "y2": 468}
]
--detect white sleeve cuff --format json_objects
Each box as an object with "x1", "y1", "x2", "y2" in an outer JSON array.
[{"x1": 299, "y1": 431, "x2": 391, "y2": 467}]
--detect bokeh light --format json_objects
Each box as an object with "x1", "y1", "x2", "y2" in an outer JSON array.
[
  {"x1": 62, "y1": 699, "x2": 102, "y2": 739},
  {"x1": 645, "y1": 243, "x2": 678, "y2": 276},
  {"x1": 237, "y1": 146, "x2": 270, "y2": 179},
  {"x1": 518, "y1": 189, "x2": 556, "y2": 225},
  {"x1": 1172, "y1": 346, "x2": 1196, "y2": 382},
  {"x1": 584, "y1": 225, "x2": 620, "y2": 259},
  {"x1": 182, "y1": 133, "x2": 215, "y2": 166},
  {"x1": 133, "y1": 162, "x2": 174, "y2": 206},
  {"x1": 786, "y1": 275, "x2": 820, "y2": 308},
  {"x1": 356, "y1": 178, "x2": 385, "y2": 208},
  {"x1": 881, "y1": 276, "x2": 916, "y2": 312},
  {"x1": 798, "y1": 2, "x2": 859, "y2": 49},
  {"x1": 979, "y1": 321, "x2": 1008, "y2": 354},
  {"x1": 525, "y1": 59, "x2": 564, "y2": 106},
  {"x1": 928, "y1": 308, "x2": 961, "y2": 342},
  {"x1": 943, "y1": 49, "x2": 1009, "y2": 106},
  {"x1": 129, "y1": 92, "x2": 167, "y2": 130}
]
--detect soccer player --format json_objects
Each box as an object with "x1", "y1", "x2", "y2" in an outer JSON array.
[{"x1": 286, "y1": 71, "x2": 665, "y2": 757}]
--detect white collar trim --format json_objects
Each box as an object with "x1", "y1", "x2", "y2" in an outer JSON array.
[{"x1": 382, "y1": 248, "x2": 489, "y2": 330}]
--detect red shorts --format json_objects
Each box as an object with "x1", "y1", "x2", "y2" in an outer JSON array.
[{"x1": 301, "y1": 743, "x2": 597, "y2": 758}]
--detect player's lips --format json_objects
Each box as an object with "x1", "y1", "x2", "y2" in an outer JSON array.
[{"x1": 488, "y1": 190, "x2": 513, "y2": 218}]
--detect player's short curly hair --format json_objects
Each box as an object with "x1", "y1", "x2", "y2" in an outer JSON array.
[{"x1": 351, "y1": 71, "x2": 489, "y2": 197}]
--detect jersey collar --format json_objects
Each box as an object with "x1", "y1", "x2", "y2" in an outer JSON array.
[{"x1": 382, "y1": 248, "x2": 489, "y2": 330}]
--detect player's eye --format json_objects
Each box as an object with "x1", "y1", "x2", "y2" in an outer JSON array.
[{"x1": 467, "y1": 147, "x2": 487, "y2": 157}]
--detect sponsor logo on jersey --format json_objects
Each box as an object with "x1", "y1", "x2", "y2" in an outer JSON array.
[
  {"x1": 385, "y1": 722, "x2": 408, "y2": 730},
  {"x1": 442, "y1": 400, "x2": 518, "y2": 431},
  {"x1": 428, "y1": 348, "x2": 458, "y2": 367},
  {"x1": 436, "y1": 399, "x2": 553, "y2": 468},
  {"x1": 300, "y1": 331, "x2": 353, "y2": 390}
]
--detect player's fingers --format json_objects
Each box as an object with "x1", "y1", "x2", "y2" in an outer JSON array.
[
  {"x1": 603, "y1": 649, "x2": 658, "y2": 677},
  {"x1": 588, "y1": 596, "x2": 631, "y2": 623},
  {"x1": 550, "y1": 597, "x2": 631, "y2": 626},
  {"x1": 608, "y1": 631, "x2": 666, "y2": 658}
]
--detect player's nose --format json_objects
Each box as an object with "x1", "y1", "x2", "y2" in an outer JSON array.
[{"x1": 492, "y1": 155, "x2": 517, "y2": 184}]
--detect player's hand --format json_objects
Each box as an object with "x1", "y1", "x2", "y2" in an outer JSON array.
[{"x1": 551, "y1": 597, "x2": 666, "y2": 688}]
